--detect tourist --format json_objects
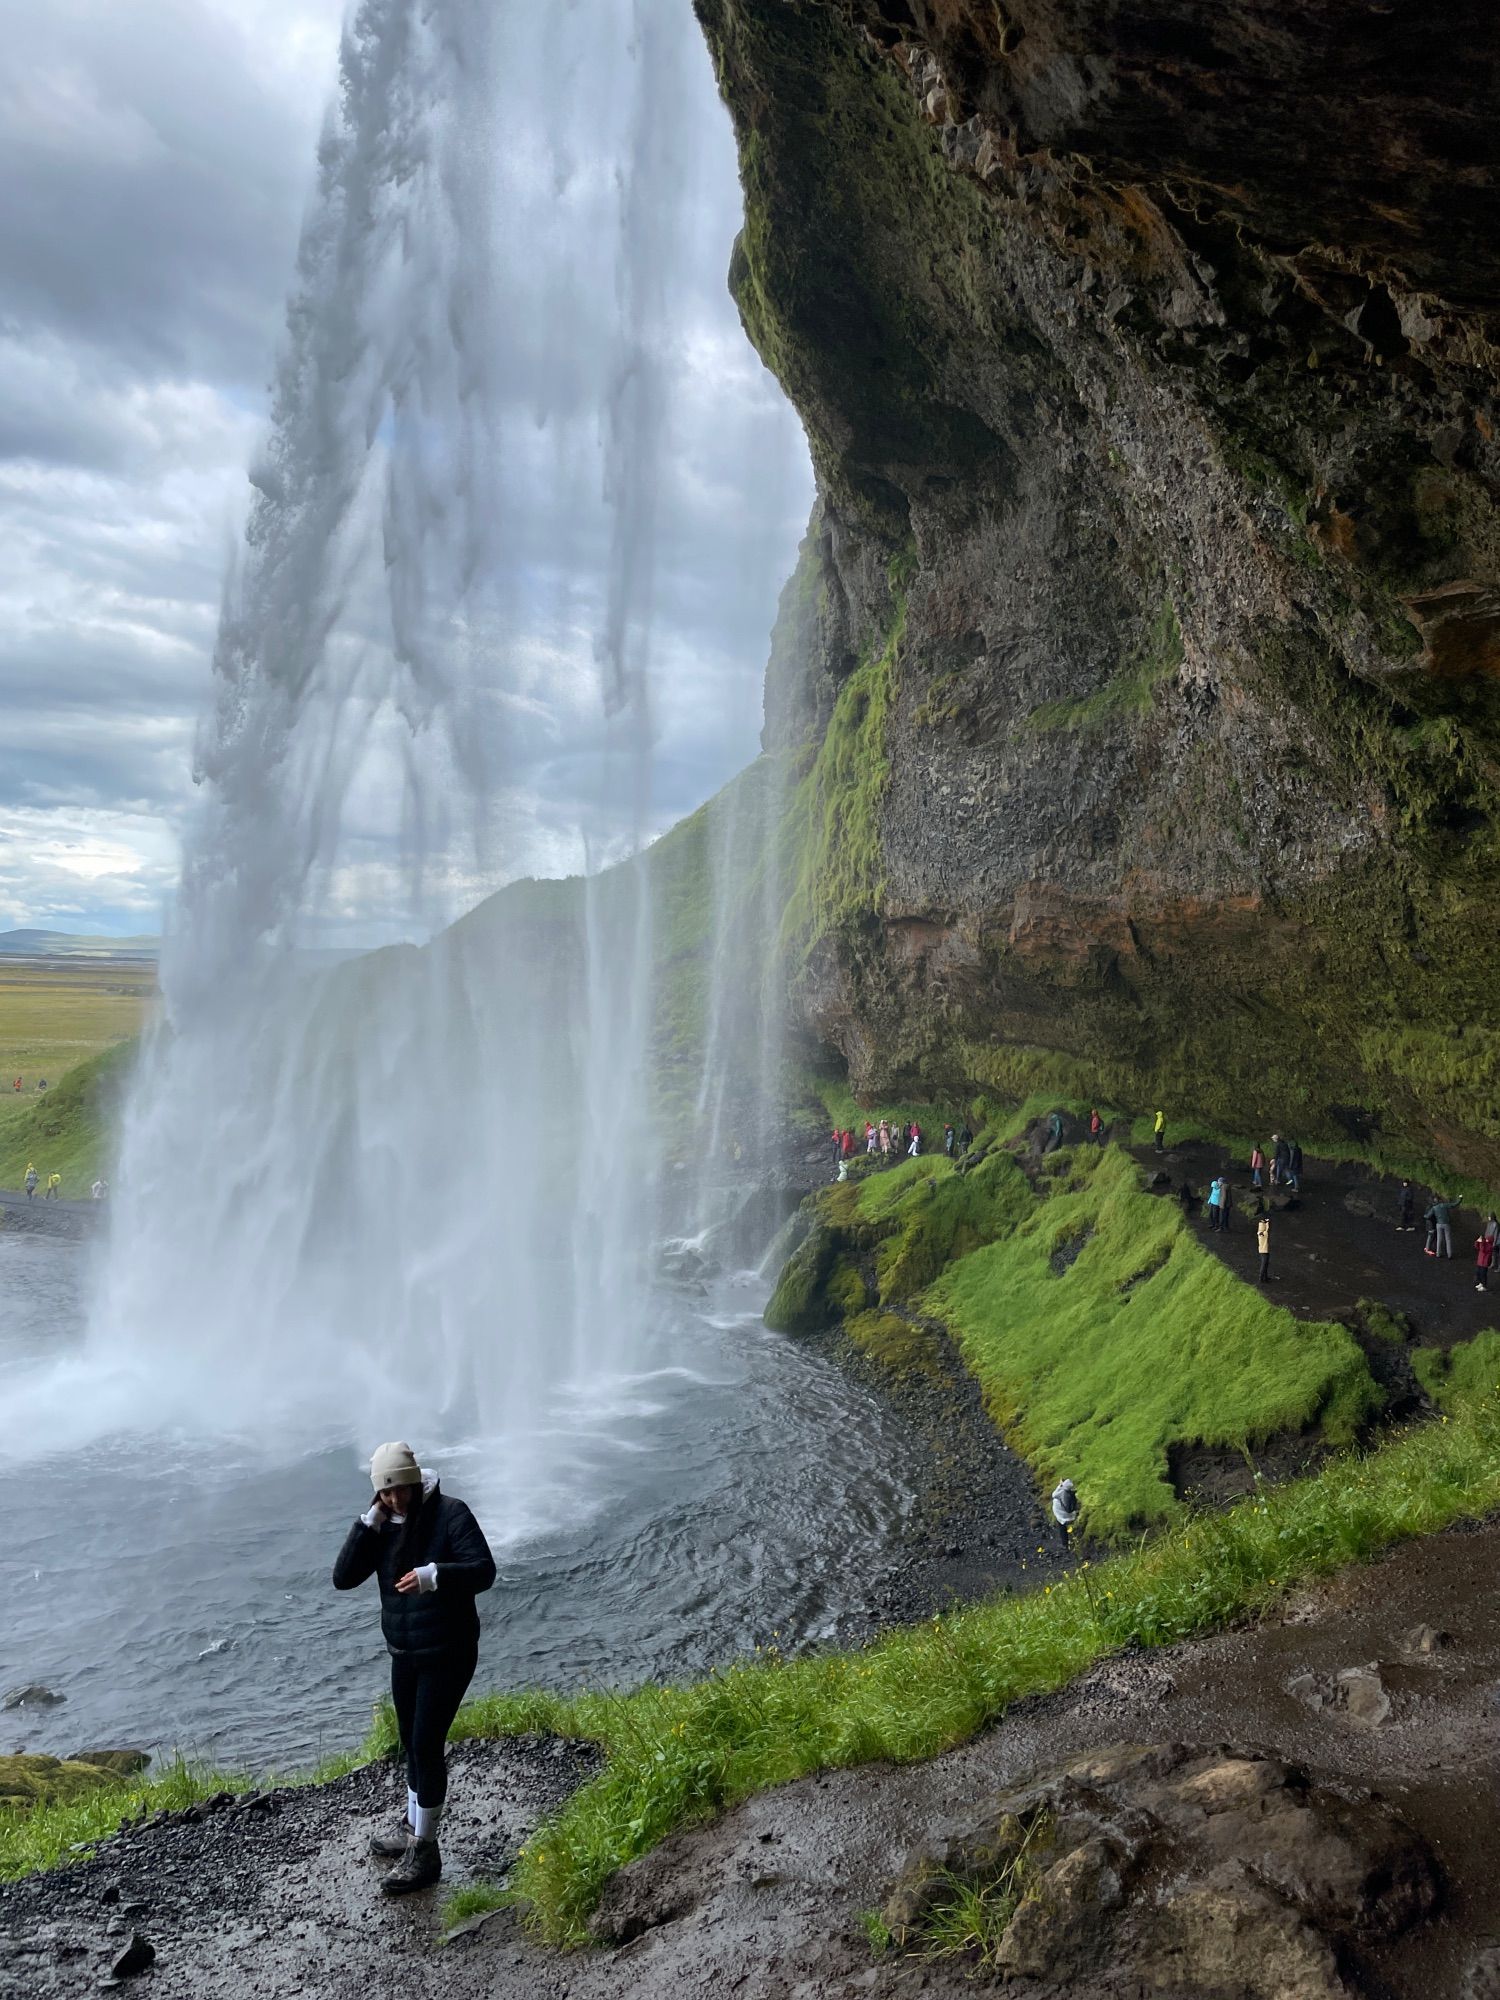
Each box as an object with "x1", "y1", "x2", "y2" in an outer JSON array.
[
  {"x1": 1424, "y1": 1195, "x2": 1453, "y2": 1259},
  {"x1": 23, "y1": 1164, "x2": 37, "y2": 1200},
  {"x1": 1269, "y1": 1134, "x2": 1283, "y2": 1187},
  {"x1": 1046, "y1": 1110, "x2": 1064, "y2": 1153},
  {"x1": 1476, "y1": 1230, "x2": 1494, "y2": 1292},
  {"x1": 944, "y1": 1123, "x2": 955, "y2": 1156},
  {"x1": 908, "y1": 1121, "x2": 921, "y2": 1158},
  {"x1": 1398, "y1": 1181, "x2": 1416, "y2": 1232},
  {"x1": 866, "y1": 1122, "x2": 876, "y2": 1156},
  {"x1": 1153, "y1": 1109, "x2": 1165, "y2": 1153},
  {"x1": 1485, "y1": 1212, "x2": 1499, "y2": 1255},
  {"x1": 1206, "y1": 1176, "x2": 1224, "y2": 1230},
  {"x1": 879, "y1": 1120, "x2": 890, "y2": 1159},
  {"x1": 45, "y1": 1172, "x2": 61, "y2": 1200},
  {"x1": 333, "y1": 1442, "x2": 496, "y2": 1895},
  {"x1": 1249, "y1": 1143, "x2": 1265, "y2": 1190},
  {"x1": 1051, "y1": 1477, "x2": 1080, "y2": 1547},
  {"x1": 1287, "y1": 1142, "x2": 1303, "y2": 1192},
  {"x1": 91, "y1": 1179, "x2": 106, "y2": 1201},
  {"x1": 1219, "y1": 1174, "x2": 1233, "y2": 1232},
  {"x1": 841, "y1": 1128, "x2": 855, "y2": 1161},
  {"x1": 831, "y1": 1128, "x2": 842, "y2": 1169},
  {"x1": 1089, "y1": 1108, "x2": 1103, "y2": 1147},
  {"x1": 1257, "y1": 1212, "x2": 1272, "y2": 1283},
  {"x1": 959, "y1": 1122, "x2": 973, "y2": 1153}
]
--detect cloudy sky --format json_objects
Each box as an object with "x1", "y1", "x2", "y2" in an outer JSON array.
[{"x1": 0, "y1": 0, "x2": 812, "y2": 941}]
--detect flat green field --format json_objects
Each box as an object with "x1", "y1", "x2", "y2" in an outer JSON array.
[
  {"x1": 0, "y1": 961, "x2": 152, "y2": 1191},
  {"x1": 0, "y1": 960, "x2": 153, "y2": 1089}
]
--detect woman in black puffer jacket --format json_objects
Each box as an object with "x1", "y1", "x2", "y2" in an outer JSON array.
[{"x1": 333, "y1": 1440, "x2": 496, "y2": 1894}]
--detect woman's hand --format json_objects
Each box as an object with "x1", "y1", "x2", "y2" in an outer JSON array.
[{"x1": 395, "y1": 1569, "x2": 421, "y2": 1594}]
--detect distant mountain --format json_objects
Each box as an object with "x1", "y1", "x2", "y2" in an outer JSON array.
[{"x1": 0, "y1": 929, "x2": 160, "y2": 961}]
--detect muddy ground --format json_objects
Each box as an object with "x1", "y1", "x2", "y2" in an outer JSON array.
[{"x1": 6, "y1": 1520, "x2": 1500, "y2": 1999}]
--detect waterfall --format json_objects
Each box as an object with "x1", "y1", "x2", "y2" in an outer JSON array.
[{"x1": 24, "y1": 0, "x2": 810, "y2": 1527}]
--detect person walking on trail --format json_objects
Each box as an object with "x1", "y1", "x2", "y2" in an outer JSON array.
[
  {"x1": 1286, "y1": 1142, "x2": 1303, "y2": 1193},
  {"x1": 333, "y1": 1441, "x2": 496, "y2": 1895},
  {"x1": 45, "y1": 1172, "x2": 60, "y2": 1200},
  {"x1": 908, "y1": 1122, "x2": 922, "y2": 1159},
  {"x1": 1206, "y1": 1176, "x2": 1223, "y2": 1230},
  {"x1": 1476, "y1": 1231, "x2": 1494, "y2": 1292},
  {"x1": 959, "y1": 1123, "x2": 973, "y2": 1153},
  {"x1": 1269, "y1": 1134, "x2": 1283, "y2": 1187},
  {"x1": 1424, "y1": 1196, "x2": 1454, "y2": 1259},
  {"x1": 1250, "y1": 1144, "x2": 1265, "y2": 1190},
  {"x1": 866, "y1": 1122, "x2": 876, "y2": 1156},
  {"x1": 1089, "y1": 1108, "x2": 1103, "y2": 1147},
  {"x1": 23, "y1": 1164, "x2": 37, "y2": 1200},
  {"x1": 1218, "y1": 1175, "x2": 1233, "y2": 1232},
  {"x1": 878, "y1": 1120, "x2": 890, "y2": 1160},
  {"x1": 1398, "y1": 1181, "x2": 1416, "y2": 1232},
  {"x1": 944, "y1": 1123, "x2": 955, "y2": 1156},
  {"x1": 1051, "y1": 1478, "x2": 1080, "y2": 1548},
  {"x1": 1153, "y1": 1110, "x2": 1165, "y2": 1154},
  {"x1": 1257, "y1": 1212, "x2": 1272, "y2": 1284},
  {"x1": 1484, "y1": 1212, "x2": 1500, "y2": 1256},
  {"x1": 1046, "y1": 1110, "x2": 1064, "y2": 1154}
]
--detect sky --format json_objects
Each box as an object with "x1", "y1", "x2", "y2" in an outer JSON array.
[{"x1": 0, "y1": 0, "x2": 813, "y2": 941}]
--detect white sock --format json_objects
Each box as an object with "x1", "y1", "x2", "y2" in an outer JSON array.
[
  {"x1": 411, "y1": 1802, "x2": 443, "y2": 1842},
  {"x1": 406, "y1": 1786, "x2": 419, "y2": 1830}
]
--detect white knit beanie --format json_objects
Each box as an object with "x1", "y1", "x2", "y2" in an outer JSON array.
[{"x1": 370, "y1": 1441, "x2": 422, "y2": 1491}]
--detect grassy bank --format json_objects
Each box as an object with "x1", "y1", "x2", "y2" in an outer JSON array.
[
  {"x1": 770, "y1": 1143, "x2": 1378, "y2": 1536},
  {"x1": 449, "y1": 1377, "x2": 1500, "y2": 1944},
  {"x1": 0, "y1": 1042, "x2": 132, "y2": 1192},
  {"x1": 0, "y1": 1719, "x2": 384, "y2": 1885}
]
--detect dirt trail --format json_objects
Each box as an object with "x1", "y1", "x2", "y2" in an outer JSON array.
[
  {"x1": 6, "y1": 1523, "x2": 1500, "y2": 1999},
  {"x1": 1132, "y1": 1139, "x2": 1499, "y2": 1351}
]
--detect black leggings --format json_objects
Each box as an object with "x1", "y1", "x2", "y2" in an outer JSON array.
[{"x1": 390, "y1": 1645, "x2": 477, "y2": 1808}]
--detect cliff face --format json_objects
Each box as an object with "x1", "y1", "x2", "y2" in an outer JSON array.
[{"x1": 696, "y1": 0, "x2": 1500, "y2": 1180}]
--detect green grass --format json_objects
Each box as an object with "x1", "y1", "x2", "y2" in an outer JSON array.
[
  {"x1": 0, "y1": 1714, "x2": 392, "y2": 1884},
  {"x1": 930, "y1": 1146, "x2": 1378, "y2": 1534},
  {"x1": 0, "y1": 1041, "x2": 133, "y2": 1192},
  {"x1": 434, "y1": 1380, "x2": 1500, "y2": 1945},
  {"x1": 0, "y1": 960, "x2": 152, "y2": 1089},
  {"x1": 1415, "y1": 1329, "x2": 1500, "y2": 1405}
]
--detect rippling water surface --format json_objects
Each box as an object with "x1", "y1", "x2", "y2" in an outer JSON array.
[{"x1": 1, "y1": 1231, "x2": 925, "y2": 1771}]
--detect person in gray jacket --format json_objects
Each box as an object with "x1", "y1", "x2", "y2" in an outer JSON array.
[
  {"x1": 1424, "y1": 1198, "x2": 1454, "y2": 1259},
  {"x1": 1051, "y1": 1478, "x2": 1080, "y2": 1547}
]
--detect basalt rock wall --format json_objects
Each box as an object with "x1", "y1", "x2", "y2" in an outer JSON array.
[{"x1": 695, "y1": 0, "x2": 1500, "y2": 1181}]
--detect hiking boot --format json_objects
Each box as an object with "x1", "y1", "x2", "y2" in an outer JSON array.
[
  {"x1": 380, "y1": 1837, "x2": 441, "y2": 1894},
  {"x1": 369, "y1": 1818, "x2": 412, "y2": 1860}
]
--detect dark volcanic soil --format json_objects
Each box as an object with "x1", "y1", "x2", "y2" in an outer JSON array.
[
  {"x1": 1133, "y1": 1140, "x2": 1499, "y2": 1350},
  {"x1": 7, "y1": 1523, "x2": 1500, "y2": 1999}
]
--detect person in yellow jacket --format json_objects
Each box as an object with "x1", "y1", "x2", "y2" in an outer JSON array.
[
  {"x1": 45, "y1": 1172, "x2": 62, "y2": 1200},
  {"x1": 1152, "y1": 1109, "x2": 1166, "y2": 1154},
  {"x1": 23, "y1": 1163, "x2": 38, "y2": 1199}
]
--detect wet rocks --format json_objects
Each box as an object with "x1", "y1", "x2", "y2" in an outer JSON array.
[
  {"x1": 107, "y1": 1934, "x2": 155, "y2": 1981},
  {"x1": 1287, "y1": 1662, "x2": 1394, "y2": 1729},
  {"x1": 1401, "y1": 1622, "x2": 1454, "y2": 1655},
  {"x1": 3, "y1": 1683, "x2": 65, "y2": 1709},
  {"x1": 878, "y1": 1742, "x2": 1439, "y2": 1995}
]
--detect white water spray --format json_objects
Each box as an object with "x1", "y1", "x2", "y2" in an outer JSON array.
[{"x1": 11, "y1": 0, "x2": 811, "y2": 1525}]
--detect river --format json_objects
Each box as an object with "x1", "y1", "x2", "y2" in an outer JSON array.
[{"x1": 0, "y1": 1228, "x2": 929, "y2": 1772}]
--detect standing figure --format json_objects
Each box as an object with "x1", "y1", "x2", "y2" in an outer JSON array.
[
  {"x1": 1153, "y1": 1110, "x2": 1165, "y2": 1154},
  {"x1": 1051, "y1": 1478, "x2": 1080, "y2": 1548},
  {"x1": 1257, "y1": 1212, "x2": 1272, "y2": 1284},
  {"x1": 1249, "y1": 1144, "x2": 1265, "y2": 1190},
  {"x1": 333, "y1": 1443, "x2": 495, "y2": 1896},
  {"x1": 1397, "y1": 1181, "x2": 1415, "y2": 1232}
]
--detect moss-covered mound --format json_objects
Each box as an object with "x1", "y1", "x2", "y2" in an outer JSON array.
[
  {"x1": 0, "y1": 1751, "x2": 148, "y2": 1809},
  {"x1": 766, "y1": 1143, "x2": 1379, "y2": 1536}
]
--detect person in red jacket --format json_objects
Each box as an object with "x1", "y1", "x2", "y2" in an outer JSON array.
[{"x1": 1476, "y1": 1233, "x2": 1495, "y2": 1292}]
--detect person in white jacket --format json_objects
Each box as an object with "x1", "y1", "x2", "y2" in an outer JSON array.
[{"x1": 1051, "y1": 1477, "x2": 1080, "y2": 1547}]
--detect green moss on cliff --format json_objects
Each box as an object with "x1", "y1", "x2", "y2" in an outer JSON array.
[
  {"x1": 1025, "y1": 599, "x2": 1183, "y2": 735},
  {"x1": 780, "y1": 605, "x2": 901, "y2": 956}
]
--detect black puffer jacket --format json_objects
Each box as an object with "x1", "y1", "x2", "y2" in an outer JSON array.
[{"x1": 332, "y1": 1482, "x2": 496, "y2": 1660}]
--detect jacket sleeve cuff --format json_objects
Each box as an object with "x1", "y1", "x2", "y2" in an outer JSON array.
[
  {"x1": 360, "y1": 1505, "x2": 383, "y2": 1530},
  {"x1": 415, "y1": 1563, "x2": 439, "y2": 1594}
]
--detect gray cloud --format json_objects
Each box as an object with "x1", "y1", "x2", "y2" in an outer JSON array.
[{"x1": 0, "y1": 0, "x2": 813, "y2": 939}]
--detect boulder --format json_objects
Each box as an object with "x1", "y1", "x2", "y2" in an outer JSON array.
[
  {"x1": 110, "y1": 1934, "x2": 155, "y2": 1980},
  {"x1": 876, "y1": 1742, "x2": 1439, "y2": 1994},
  {"x1": 1400, "y1": 1623, "x2": 1453, "y2": 1655},
  {"x1": 2, "y1": 1684, "x2": 64, "y2": 1710},
  {"x1": 1288, "y1": 1663, "x2": 1393, "y2": 1729}
]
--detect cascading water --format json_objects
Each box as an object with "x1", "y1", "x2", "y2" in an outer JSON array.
[{"x1": 6, "y1": 0, "x2": 787, "y2": 1519}]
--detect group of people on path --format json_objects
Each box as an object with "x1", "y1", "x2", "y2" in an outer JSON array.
[
  {"x1": 830, "y1": 1116, "x2": 973, "y2": 1179},
  {"x1": 1398, "y1": 1183, "x2": 1500, "y2": 1290},
  {"x1": 21, "y1": 1163, "x2": 61, "y2": 1200}
]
